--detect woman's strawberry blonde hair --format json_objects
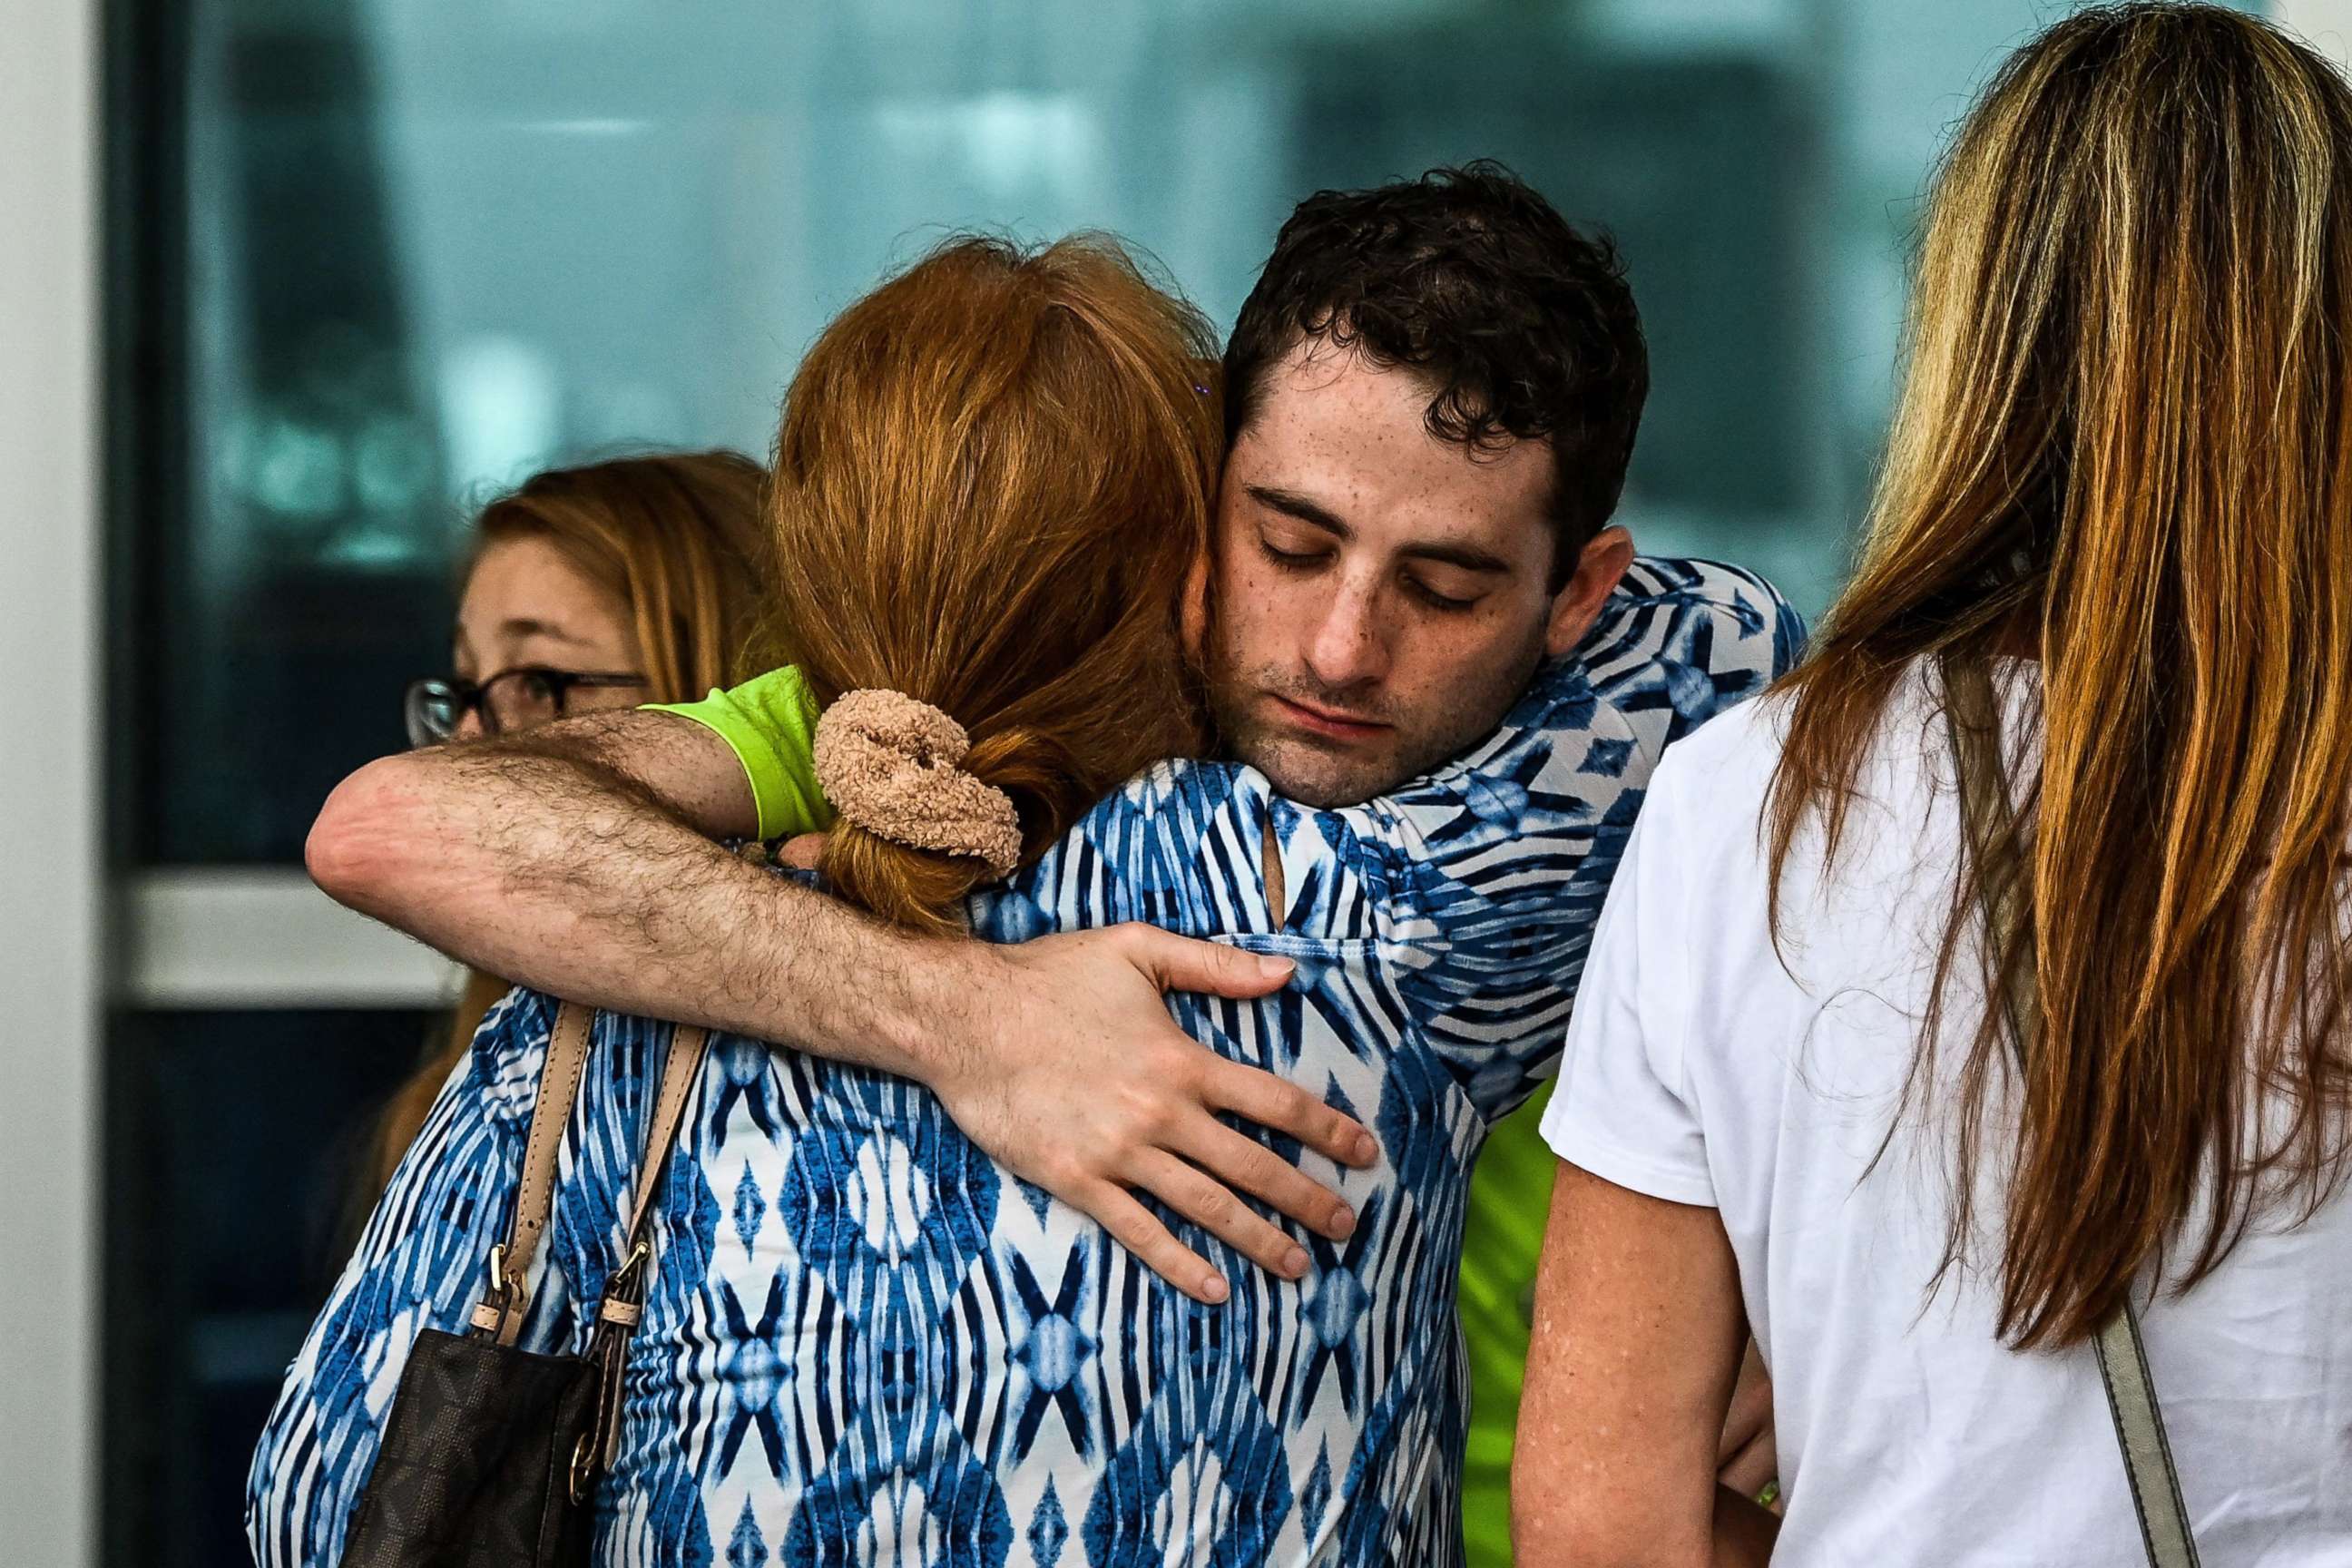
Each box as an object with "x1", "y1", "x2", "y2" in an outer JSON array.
[
  {"x1": 766, "y1": 234, "x2": 1221, "y2": 931},
  {"x1": 370, "y1": 450, "x2": 771, "y2": 1195}
]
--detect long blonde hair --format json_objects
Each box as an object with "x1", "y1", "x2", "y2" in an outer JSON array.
[
  {"x1": 1769, "y1": 3, "x2": 2352, "y2": 1349},
  {"x1": 368, "y1": 451, "x2": 770, "y2": 1191},
  {"x1": 764, "y1": 235, "x2": 1220, "y2": 932}
]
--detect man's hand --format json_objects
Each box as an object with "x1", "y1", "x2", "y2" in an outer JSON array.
[
  {"x1": 1716, "y1": 1341, "x2": 1779, "y2": 1509},
  {"x1": 924, "y1": 924, "x2": 1378, "y2": 1305}
]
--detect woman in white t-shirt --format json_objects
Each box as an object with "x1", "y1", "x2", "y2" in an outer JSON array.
[{"x1": 1514, "y1": 6, "x2": 2352, "y2": 1564}]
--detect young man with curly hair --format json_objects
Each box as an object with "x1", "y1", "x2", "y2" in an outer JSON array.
[{"x1": 290, "y1": 166, "x2": 1799, "y2": 1563}]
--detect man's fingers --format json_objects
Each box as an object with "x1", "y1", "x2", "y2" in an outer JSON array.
[
  {"x1": 776, "y1": 832, "x2": 828, "y2": 870},
  {"x1": 1718, "y1": 1430, "x2": 1777, "y2": 1498},
  {"x1": 1128, "y1": 1151, "x2": 1311, "y2": 1283},
  {"x1": 1717, "y1": 1338, "x2": 1778, "y2": 1497},
  {"x1": 1080, "y1": 1182, "x2": 1228, "y2": 1305},
  {"x1": 1203, "y1": 1057, "x2": 1379, "y2": 1169},
  {"x1": 1719, "y1": 1339, "x2": 1773, "y2": 1461},
  {"x1": 1129, "y1": 926, "x2": 1294, "y2": 1000},
  {"x1": 1176, "y1": 1117, "x2": 1357, "y2": 1241}
]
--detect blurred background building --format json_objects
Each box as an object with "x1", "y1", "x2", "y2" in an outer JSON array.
[{"x1": 2, "y1": 0, "x2": 2339, "y2": 1563}]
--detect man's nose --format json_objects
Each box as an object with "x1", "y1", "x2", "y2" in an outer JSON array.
[{"x1": 1304, "y1": 581, "x2": 1391, "y2": 691}]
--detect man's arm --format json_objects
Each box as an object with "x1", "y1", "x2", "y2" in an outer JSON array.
[
  {"x1": 308, "y1": 710, "x2": 1376, "y2": 1304},
  {"x1": 1513, "y1": 1161, "x2": 1777, "y2": 1567}
]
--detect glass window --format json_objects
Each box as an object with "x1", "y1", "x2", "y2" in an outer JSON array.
[
  {"x1": 99, "y1": 1010, "x2": 437, "y2": 1568},
  {"x1": 113, "y1": 5, "x2": 2271, "y2": 1566},
  {"x1": 137, "y1": 0, "x2": 2218, "y2": 863}
]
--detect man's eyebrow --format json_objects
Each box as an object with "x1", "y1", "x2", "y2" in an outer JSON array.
[
  {"x1": 1398, "y1": 541, "x2": 1513, "y2": 575},
  {"x1": 1247, "y1": 485, "x2": 1352, "y2": 539},
  {"x1": 1260, "y1": 484, "x2": 1514, "y2": 575},
  {"x1": 1249, "y1": 484, "x2": 1514, "y2": 575}
]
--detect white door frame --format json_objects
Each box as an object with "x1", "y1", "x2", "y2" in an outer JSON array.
[{"x1": 0, "y1": 0, "x2": 103, "y2": 1557}]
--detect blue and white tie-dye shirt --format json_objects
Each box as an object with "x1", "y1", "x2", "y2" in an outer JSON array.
[{"x1": 249, "y1": 557, "x2": 1802, "y2": 1568}]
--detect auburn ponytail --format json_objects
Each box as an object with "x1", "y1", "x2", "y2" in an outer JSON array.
[{"x1": 765, "y1": 234, "x2": 1220, "y2": 932}]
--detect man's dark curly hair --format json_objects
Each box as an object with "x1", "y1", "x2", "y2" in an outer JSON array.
[{"x1": 1225, "y1": 162, "x2": 1647, "y2": 590}]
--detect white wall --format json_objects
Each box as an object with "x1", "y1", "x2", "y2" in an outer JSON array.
[
  {"x1": 0, "y1": 0, "x2": 103, "y2": 1555},
  {"x1": 2279, "y1": 0, "x2": 2352, "y2": 65}
]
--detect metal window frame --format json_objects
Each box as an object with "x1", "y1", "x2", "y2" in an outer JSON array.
[{"x1": 122, "y1": 870, "x2": 453, "y2": 1009}]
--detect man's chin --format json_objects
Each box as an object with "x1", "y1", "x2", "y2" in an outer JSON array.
[{"x1": 1240, "y1": 735, "x2": 1409, "y2": 810}]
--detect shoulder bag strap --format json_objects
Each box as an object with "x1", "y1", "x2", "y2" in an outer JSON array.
[
  {"x1": 473, "y1": 998, "x2": 597, "y2": 1346},
  {"x1": 1943, "y1": 658, "x2": 2200, "y2": 1568},
  {"x1": 577, "y1": 1018, "x2": 710, "y2": 1485},
  {"x1": 577, "y1": 1019, "x2": 709, "y2": 1338},
  {"x1": 470, "y1": 1003, "x2": 712, "y2": 1347},
  {"x1": 614, "y1": 1021, "x2": 711, "y2": 1266}
]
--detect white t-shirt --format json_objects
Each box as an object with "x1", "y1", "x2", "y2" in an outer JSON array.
[{"x1": 1542, "y1": 661, "x2": 2352, "y2": 1565}]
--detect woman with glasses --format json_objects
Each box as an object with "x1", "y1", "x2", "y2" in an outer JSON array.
[{"x1": 368, "y1": 450, "x2": 771, "y2": 1191}]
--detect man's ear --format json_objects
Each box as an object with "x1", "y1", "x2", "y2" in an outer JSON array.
[
  {"x1": 1181, "y1": 545, "x2": 1211, "y2": 666},
  {"x1": 1544, "y1": 525, "x2": 1635, "y2": 660}
]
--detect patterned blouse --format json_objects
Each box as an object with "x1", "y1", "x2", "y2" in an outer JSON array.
[{"x1": 249, "y1": 558, "x2": 1800, "y2": 1568}]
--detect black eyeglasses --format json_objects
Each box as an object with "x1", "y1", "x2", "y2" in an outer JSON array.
[{"x1": 403, "y1": 667, "x2": 648, "y2": 748}]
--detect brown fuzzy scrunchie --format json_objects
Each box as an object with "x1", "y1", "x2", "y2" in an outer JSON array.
[{"x1": 810, "y1": 689, "x2": 1024, "y2": 879}]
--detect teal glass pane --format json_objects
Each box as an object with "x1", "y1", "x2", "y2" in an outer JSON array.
[{"x1": 131, "y1": 0, "x2": 2266, "y2": 862}]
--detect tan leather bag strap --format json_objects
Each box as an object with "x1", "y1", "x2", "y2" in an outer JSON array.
[
  {"x1": 617, "y1": 1020, "x2": 710, "y2": 1261},
  {"x1": 514, "y1": 1004, "x2": 594, "y2": 1263},
  {"x1": 577, "y1": 1018, "x2": 710, "y2": 1484},
  {"x1": 473, "y1": 1003, "x2": 710, "y2": 1348},
  {"x1": 473, "y1": 1000, "x2": 596, "y2": 1345},
  {"x1": 1944, "y1": 658, "x2": 2200, "y2": 1568}
]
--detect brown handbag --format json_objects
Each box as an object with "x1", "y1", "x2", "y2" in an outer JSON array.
[{"x1": 338, "y1": 1003, "x2": 710, "y2": 1567}]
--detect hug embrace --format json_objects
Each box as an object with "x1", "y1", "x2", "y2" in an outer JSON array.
[{"x1": 251, "y1": 5, "x2": 2352, "y2": 1565}]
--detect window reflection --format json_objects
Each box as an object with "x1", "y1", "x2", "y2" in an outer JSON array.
[{"x1": 142, "y1": 0, "x2": 1941, "y2": 862}]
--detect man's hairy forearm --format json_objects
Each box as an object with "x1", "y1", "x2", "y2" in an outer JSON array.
[
  {"x1": 308, "y1": 730, "x2": 964, "y2": 1081},
  {"x1": 310, "y1": 711, "x2": 1375, "y2": 1300}
]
